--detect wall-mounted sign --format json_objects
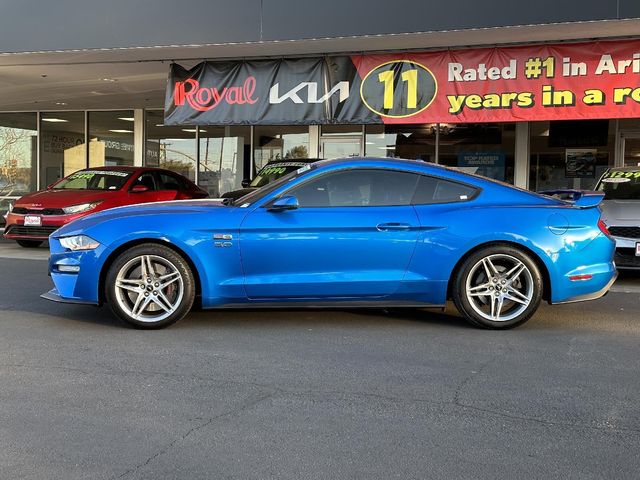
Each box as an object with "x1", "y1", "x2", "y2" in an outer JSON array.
[
  {"x1": 165, "y1": 39, "x2": 640, "y2": 125},
  {"x1": 565, "y1": 149, "x2": 597, "y2": 178},
  {"x1": 457, "y1": 152, "x2": 506, "y2": 181}
]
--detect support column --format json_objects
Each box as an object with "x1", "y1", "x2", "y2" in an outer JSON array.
[
  {"x1": 309, "y1": 125, "x2": 320, "y2": 158},
  {"x1": 133, "y1": 109, "x2": 144, "y2": 167},
  {"x1": 514, "y1": 121, "x2": 530, "y2": 189},
  {"x1": 434, "y1": 123, "x2": 440, "y2": 164},
  {"x1": 36, "y1": 112, "x2": 41, "y2": 189}
]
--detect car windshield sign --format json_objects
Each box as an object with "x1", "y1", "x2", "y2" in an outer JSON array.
[
  {"x1": 53, "y1": 170, "x2": 132, "y2": 190},
  {"x1": 597, "y1": 169, "x2": 640, "y2": 200},
  {"x1": 250, "y1": 162, "x2": 310, "y2": 188}
]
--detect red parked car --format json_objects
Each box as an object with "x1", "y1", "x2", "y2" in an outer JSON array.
[{"x1": 3, "y1": 166, "x2": 208, "y2": 248}]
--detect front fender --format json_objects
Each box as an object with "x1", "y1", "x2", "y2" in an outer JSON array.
[{"x1": 50, "y1": 211, "x2": 245, "y2": 307}]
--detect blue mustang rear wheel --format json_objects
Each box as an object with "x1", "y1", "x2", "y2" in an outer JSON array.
[{"x1": 453, "y1": 245, "x2": 543, "y2": 329}]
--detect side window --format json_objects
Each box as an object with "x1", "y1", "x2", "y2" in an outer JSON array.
[
  {"x1": 133, "y1": 173, "x2": 157, "y2": 191},
  {"x1": 412, "y1": 175, "x2": 478, "y2": 205},
  {"x1": 287, "y1": 169, "x2": 420, "y2": 207},
  {"x1": 156, "y1": 172, "x2": 183, "y2": 191}
]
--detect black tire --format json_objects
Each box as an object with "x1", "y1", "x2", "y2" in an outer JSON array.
[
  {"x1": 16, "y1": 239, "x2": 44, "y2": 248},
  {"x1": 105, "y1": 243, "x2": 195, "y2": 329},
  {"x1": 452, "y1": 244, "x2": 543, "y2": 329}
]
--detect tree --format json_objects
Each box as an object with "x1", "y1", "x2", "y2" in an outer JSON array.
[{"x1": 285, "y1": 145, "x2": 308, "y2": 159}]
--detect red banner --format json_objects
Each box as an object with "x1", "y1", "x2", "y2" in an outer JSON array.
[
  {"x1": 166, "y1": 39, "x2": 640, "y2": 125},
  {"x1": 352, "y1": 39, "x2": 640, "y2": 123}
]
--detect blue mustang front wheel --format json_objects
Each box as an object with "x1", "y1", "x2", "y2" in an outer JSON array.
[
  {"x1": 453, "y1": 245, "x2": 543, "y2": 329},
  {"x1": 105, "y1": 244, "x2": 195, "y2": 329}
]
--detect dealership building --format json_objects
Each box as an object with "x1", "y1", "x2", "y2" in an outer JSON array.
[{"x1": 2, "y1": 0, "x2": 640, "y2": 223}]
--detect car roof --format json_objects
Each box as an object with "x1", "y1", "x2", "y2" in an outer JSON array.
[
  {"x1": 76, "y1": 166, "x2": 187, "y2": 175},
  {"x1": 314, "y1": 156, "x2": 452, "y2": 173},
  {"x1": 78, "y1": 166, "x2": 140, "y2": 171},
  {"x1": 606, "y1": 166, "x2": 640, "y2": 171},
  {"x1": 264, "y1": 158, "x2": 320, "y2": 165},
  {"x1": 313, "y1": 156, "x2": 550, "y2": 198}
]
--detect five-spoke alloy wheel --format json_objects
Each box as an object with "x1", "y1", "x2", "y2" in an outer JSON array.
[
  {"x1": 453, "y1": 245, "x2": 543, "y2": 329},
  {"x1": 106, "y1": 244, "x2": 195, "y2": 329}
]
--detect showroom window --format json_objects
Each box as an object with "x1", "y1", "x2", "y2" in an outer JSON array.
[
  {"x1": 253, "y1": 126, "x2": 309, "y2": 170},
  {"x1": 320, "y1": 125, "x2": 362, "y2": 158},
  {"x1": 438, "y1": 123, "x2": 515, "y2": 184},
  {"x1": 145, "y1": 110, "x2": 197, "y2": 181},
  {"x1": 529, "y1": 120, "x2": 614, "y2": 191},
  {"x1": 199, "y1": 126, "x2": 250, "y2": 197},
  {"x1": 0, "y1": 113, "x2": 37, "y2": 223},
  {"x1": 615, "y1": 119, "x2": 640, "y2": 168},
  {"x1": 88, "y1": 111, "x2": 135, "y2": 167},
  {"x1": 39, "y1": 111, "x2": 85, "y2": 189},
  {"x1": 0, "y1": 113, "x2": 37, "y2": 196},
  {"x1": 365, "y1": 124, "x2": 436, "y2": 161}
]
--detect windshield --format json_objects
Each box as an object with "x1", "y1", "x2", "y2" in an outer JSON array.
[
  {"x1": 235, "y1": 164, "x2": 316, "y2": 206},
  {"x1": 53, "y1": 170, "x2": 132, "y2": 190},
  {"x1": 597, "y1": 170, "x2": 640, "y2": 200},
  {"x1": 250, "y1": 162, "x2": 311, "y2": 188}
]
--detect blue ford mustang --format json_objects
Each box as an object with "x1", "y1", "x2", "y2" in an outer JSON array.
[{"x1": 42, "y1": 158, "x2": 617, "y2": 329}]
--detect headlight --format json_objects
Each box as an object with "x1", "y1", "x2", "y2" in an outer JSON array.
[
  {"x1": 59, "y1": 235, "x2": 100, "y2": 251},
  {"x1": 62, "y1": 202, "x2": 101, "y2": 215}
]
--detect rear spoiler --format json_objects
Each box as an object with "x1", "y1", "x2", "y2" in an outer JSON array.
[{"x1": 538, "y1": 189, "x2": 605, "y2": 208}]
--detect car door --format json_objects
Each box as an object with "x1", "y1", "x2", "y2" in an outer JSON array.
[
  {"x1": 127, "y1": 172, "x2": 166, "y2": 204},
  {"x1": 406, "y1": 175, "x2": 481, "y2": 303},
  {"x1": 154, "y1": 171, "x2": 188, "y2": 200},
  {"x1": 239, "y1": 168, "x2": 422, "y2": 299}
]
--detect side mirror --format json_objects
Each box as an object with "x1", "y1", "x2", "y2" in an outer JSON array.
[
  {"x1": 241, "y1": 179, "x2": 251, "y2": 188},
  {"x1": 130, "y1": 184, "x2": 149, "y2": 193},
  {"x1": 268, "y1": 195, "x2": 299, "y2": 212}
]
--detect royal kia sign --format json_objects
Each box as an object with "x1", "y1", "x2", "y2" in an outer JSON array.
[{"x1": 165, "y1": 39, "x2": 640, "y2": 125}]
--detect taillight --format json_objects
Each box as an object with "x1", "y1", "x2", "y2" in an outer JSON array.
[{"x1": 598, "y1": 218, "x2": 611, "y2": 237}]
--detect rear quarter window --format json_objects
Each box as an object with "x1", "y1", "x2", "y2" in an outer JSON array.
[{"x1": 412, "y1": 175, "x2": 478, "y2": 205}]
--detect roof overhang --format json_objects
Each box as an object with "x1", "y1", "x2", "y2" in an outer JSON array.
[{"x1": 0, "y1": 19, "x2": 638, "y2": 111}]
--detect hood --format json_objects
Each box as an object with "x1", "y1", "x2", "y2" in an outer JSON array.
[
  {"x1": 53, "y1": 198, "x2": 227, "y2": 237},
  {"x1": 15, "y1": 189, "x2": 114, "y2": 208},
  {"x1": 600, "y1": 199, "x2": 640, "y2": 224}
]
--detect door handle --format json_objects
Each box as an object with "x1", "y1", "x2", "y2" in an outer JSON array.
[{"x1": 376, "y1": 222, "x2": 412, "y2": 231}]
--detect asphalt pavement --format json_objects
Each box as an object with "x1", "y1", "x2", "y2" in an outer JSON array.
[{"x1": 1, "y1": 248, "x2": 640, "y2": 479}]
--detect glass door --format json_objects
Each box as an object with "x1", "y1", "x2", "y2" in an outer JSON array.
[
  {"x1": 621, "y1": 134, "x2": 640, "y2": 167},
  {"x1": 320, "y1": 137, "x2": 362, "y2": 159}
]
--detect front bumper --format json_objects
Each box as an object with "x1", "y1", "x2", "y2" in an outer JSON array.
[
  {"x1": 3, "y1": 212, "x2": 86, "y2": 240},
  {"x1": 43, "y1": 236, "x2": 105, "y2": 305},
  {"x1": 41, "y1": 288, "x2": 98, "y2": 305},
  {"x1": 612, "y1": 235, "x2": 640, "y2": 269}
]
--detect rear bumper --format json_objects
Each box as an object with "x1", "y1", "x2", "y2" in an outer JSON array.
[
  {"x1": 549, "y1": 231, "x2": 618, "y2": 304},
  {"x1": 552, "y1": 270, "x2": 618, "y2": 304}
]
